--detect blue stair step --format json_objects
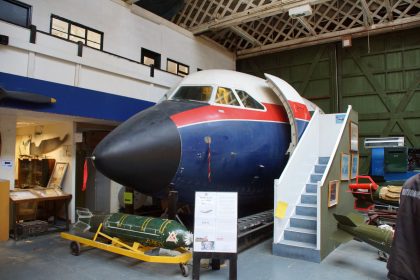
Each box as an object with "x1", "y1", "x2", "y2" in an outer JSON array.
[
  {"x1": 290, "y1": 215, "x2": 317, "y2": 230},
  {"x1": 314, "y1": 164, "x2": 327, "y2": 174},
  {"x1": 278, "y1": 239, "x2": 316, "y2": 250},
  {"x1": 296, "y1": 203, "x2": 317, "y2": 216},
  {"x1": 284, "y1": 227, "x2": 316, "y2": 244},
  {"x1": 306, "y1": 183, "x2": 317, "y2": 193},
  {"x1": 310, "y1": 174, "x2": 322, "y2": 183},
  {"x1": 273, "y1": 240, "x2": 320, "y2": 263},
  {"x1": 318, "y1": 157, "x2": 329, "y2": 165},
  {"x1": 301, "y1": 193, "x2": 317, "y2": 204}
]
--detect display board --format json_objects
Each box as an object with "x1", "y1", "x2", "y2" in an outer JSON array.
[{"x1": 193, "y1": 192, "x2": 238, "y2": 253}]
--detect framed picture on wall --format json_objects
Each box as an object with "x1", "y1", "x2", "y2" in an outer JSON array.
[
  {"x1": 350, "y1": 122, "x2": 359, "y2": 152},
  {"x1": 341, "y1": 153, "x2": 350, "y2": 180},
  {"x1": 351, "y1": 153, "x2": 359, "y2": 179},
  {"x1": 328, "y1": 180, "x2": 340, "y2": 207},
  {"x1": 47, "y1": 162, "x2": 68, "y2": 188}
]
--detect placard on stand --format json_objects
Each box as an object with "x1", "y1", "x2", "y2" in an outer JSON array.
[{"x1": 193, "y1": 191, "x2": 238, "y2": 280}]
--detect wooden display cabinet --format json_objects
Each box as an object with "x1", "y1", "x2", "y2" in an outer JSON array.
[{"x1": 18, "y1": 159, "x2": 55, "y2": 188}]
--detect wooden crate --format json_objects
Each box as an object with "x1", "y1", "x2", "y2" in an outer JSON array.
[{"x1": 16, "y1": 220, "x2": 48, "y2": 237}]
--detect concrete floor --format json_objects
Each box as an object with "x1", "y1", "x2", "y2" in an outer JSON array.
[{"x1": 0, "y1": 233, "x2": 387, "y2": 280}]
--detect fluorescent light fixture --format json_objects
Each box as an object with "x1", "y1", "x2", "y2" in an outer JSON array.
[{"x1": 289, "y1": 4, "x2": 312, "y2": 18}]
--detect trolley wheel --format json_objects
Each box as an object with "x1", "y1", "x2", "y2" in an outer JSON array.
[
  {"x1": 70, "y1": 241, "x2": 81, "y2": 256},
  {"x1": 179, "y1": 263, "x2": 189, "y2": 277}
]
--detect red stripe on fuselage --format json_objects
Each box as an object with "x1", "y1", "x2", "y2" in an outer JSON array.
[
  {"x1": 170, "y1": 103, "x2": 289, "y2": 127},
  {"x1": 289, "y1": 100, "x2": 311, "y2": 121}
]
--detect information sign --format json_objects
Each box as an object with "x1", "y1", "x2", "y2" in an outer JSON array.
[{"x1": 193, "y1": 192, "x2": 238, "y2": 253}]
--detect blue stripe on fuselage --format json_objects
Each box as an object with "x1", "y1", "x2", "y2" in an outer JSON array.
[{"x1": 297, "y1": 119, "x2": 309, "y2": 139}]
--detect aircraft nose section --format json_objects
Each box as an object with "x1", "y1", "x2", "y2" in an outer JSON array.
[{"x1": 93, "y1": 107, "x2": 181, "y2": 195}]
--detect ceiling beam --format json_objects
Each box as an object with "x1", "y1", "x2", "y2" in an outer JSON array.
[
  {"x1": 230, "y1": 26, "x2": 263, "y2": 46},
  {"x1": 237, "y1": 16, "x2": 420, "y2": 59},
  {"x1": 122, "y1": 0, "x2": 137, "y2": 4},
  {"x1": 383, "y1": 0, "x2": 394, "y2": 22},
  {"x1": 296, "y1": 17, "x2": 317, "y2": 36},
  {"x1": 360, "y1": 0, "x2": 374, "y2": 26},
  {"x1": 190, "y1": 0, "x2": 332, "y2": 35}
]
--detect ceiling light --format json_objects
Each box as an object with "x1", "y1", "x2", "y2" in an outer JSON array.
[{"x1": 288, "y1": 4, "x2": 312, "y2": 18}]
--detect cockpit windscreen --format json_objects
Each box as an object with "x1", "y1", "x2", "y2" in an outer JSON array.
[{"x1": 171, "y1": 86, "x2": 213, "y2": 102}]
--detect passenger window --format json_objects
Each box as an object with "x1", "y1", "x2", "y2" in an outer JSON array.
[
  {"x1": 236, "y1": 90, "x2": 264, "y2": 110},
  {"x1": 215, "y1": 87, "x2": 240, "y2": 106}
]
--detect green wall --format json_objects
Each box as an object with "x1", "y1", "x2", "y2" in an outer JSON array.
[{"x1": 237, "y1": 27, "x2": 420, "y2": 174}]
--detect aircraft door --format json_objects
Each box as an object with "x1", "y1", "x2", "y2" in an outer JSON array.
[{"x1": 265, "y1": 74, "x2": 311, "y2": 155}]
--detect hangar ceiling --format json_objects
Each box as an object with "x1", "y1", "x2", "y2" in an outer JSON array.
[
  {"x1": 122, "y1": 0, "x2": 420, "y2": 59},
  {"x1": 171, "y1": 0, "x2": 420, "y2": 58}
]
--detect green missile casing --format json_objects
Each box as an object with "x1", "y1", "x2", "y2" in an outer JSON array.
[
  {"x1": 333, "y1": 213, "x2": 393, "y2": 254},
  {"x1": 76, "y1": 209, "x2": 193, "y2": 250}
]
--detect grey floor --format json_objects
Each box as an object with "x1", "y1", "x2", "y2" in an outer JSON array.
[{"x1": 0, "y1": 233, "x2": 387, "y2": 280}]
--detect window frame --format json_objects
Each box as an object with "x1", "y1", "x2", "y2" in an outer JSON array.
[
  {"x1": 214, "y1": 86, "x2": 242, "y2": 108},
  {"x1": 234, "y1": 89, "x2": 266, "y2": 111},
  {"x1": 50, "y1": 14, "x2": 104, "y2": 50},
  {"x1": 0, "y1": 0, "x2": 32, "y2": 27},
  {"x1": 169, "y1": 85, "x2": 214, "y2": 103},
  {"x1": 141, "y1": 47, "x2": 161, "y2": 69},
  {"x1": 166, "y1": 58, "x2": 189, "y2": 77}
]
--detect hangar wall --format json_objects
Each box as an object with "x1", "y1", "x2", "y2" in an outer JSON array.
[{"x1": 237, "y1": 27, "x2": 420, "y2": 174}]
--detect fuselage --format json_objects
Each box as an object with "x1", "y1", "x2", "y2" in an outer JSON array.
[{"x1": 93, "y1": 70, "x2": 311, "y2": 209}]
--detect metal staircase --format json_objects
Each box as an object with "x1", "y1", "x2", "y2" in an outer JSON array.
[{"x1": 272, "y1": 157, "x2": 329, "y2": 263}]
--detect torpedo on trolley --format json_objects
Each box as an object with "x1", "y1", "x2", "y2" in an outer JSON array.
[{"x1": 92, "y1": 69, "x2": 320, "y2": 210}]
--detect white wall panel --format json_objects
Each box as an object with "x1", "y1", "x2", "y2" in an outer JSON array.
[
  {"x1": 21, "y1": 0, "x2": 235, "y2": 71},
  {"x1": 0, "y1": 115, "x2": 17, "y2": 189},
  {"x1": 0, "y1": 48, "x2": 29, "y2": 77},
  {"x1": 33, "y1": 54, "x2": 76, "y2": 86},
  {"x1": 79, "y1": 66, "x2": 167, "y2": 102},
  {"x1": 161, "y1": 29, "x2": 233, "y2": 71},
  {"x1": 1, "y1": 1, "x2": 234, "y2": 101},
  {"x1": 0, "y1": 20, "x2": 30, "y2": 39}
]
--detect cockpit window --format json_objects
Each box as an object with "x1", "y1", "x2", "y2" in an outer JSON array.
[
  {"x1": 236, "y1": 90, "x2": 265, "y2": 110},
  {"x1": 171, "y1": 86, "x2": 213, "y2": 102},
  {"x1": 215, "y1": 87, "x2": 240, "y2": 106}
]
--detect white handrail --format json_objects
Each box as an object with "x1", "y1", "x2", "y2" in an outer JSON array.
[
  {"x1": 273, "y1": 109, "x2": 320, "y2": 243},
  {"x1": 274, "y1": 106, "x2": 351, "y2": 251}
]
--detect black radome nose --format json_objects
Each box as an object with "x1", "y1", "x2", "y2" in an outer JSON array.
[{"x1": 93, "y1": 105, "x2": 181, "y2": 196}]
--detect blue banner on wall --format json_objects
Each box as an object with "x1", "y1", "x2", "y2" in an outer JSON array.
[{"x1": 0, "y1": 72, "x2": 155, "y2": 122}]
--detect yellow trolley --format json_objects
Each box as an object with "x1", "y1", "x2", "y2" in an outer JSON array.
[{"x1": 61, "y1": 224, "x2": 192, "y2": 277}]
